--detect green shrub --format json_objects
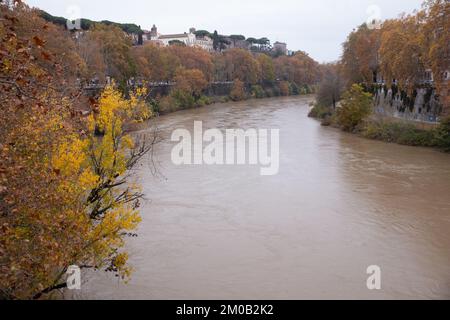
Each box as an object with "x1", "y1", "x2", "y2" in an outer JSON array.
[
  {"x1": 363, "y1": 120, "x2": 435, "y2": 147},
  {"x1": 290, "y1": 83, "x2": 300, "y2": 95},
  {"x1": 251, "y1": 85, "x2": 266, "y2": 99},
  {"x1": 220, "y1": 96, "x2": 230, "y2": 103},
  {"x1": 433, "y1": 116, "x2": 450, "y2": 152},
  {"x1": 158, "y1": 95, "x2": 180, "y2": 114},
  {"x1": 172, "y1": 90, "x2": 196, "y2": 109},
  {"x1": 308, "y1": 104, "x2": 332, "y2": 119},
  {"x1": 148, "y1": 99, "x2": 160, "y2": 114},
  {"x1": 321, "y1": 114, "x2": 337, "y2": 127},
  {"x1": 197, "y1": 95, "x2": 212, "y2": 107},
  {"x1": 397, "y1": 128, "x2": 435, "y2": 147},
  {"x1": 337, "y1": 84, "x2": 373, "y2": 132}
]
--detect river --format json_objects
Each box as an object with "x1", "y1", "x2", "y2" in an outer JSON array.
[{"x1": 78, "y1": 96, "x2": 450, "y2": 300}]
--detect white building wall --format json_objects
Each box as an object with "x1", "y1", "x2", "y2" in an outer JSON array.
[{"x1": 151, "y1": 28, "x2": 214, "y2": 52}]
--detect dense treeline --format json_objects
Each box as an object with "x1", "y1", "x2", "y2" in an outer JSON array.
[
  {"x1": 39, "y1": 10, "x2": 144, "y2": 35},
  {"x1": 78, "y1": 27, "x2": 320, "y2": 112},
  {"x1": 311, "y1": 0, "x2": 449, "y2": 150},
  {"x1": 317, "y1": 0, "x2": 448, "y2": 111},
  {"x1": 0, "y1": 1, "x2": 154, "y2": 299},
  {"x1": 131, "y1": 43, "x2": 320, "y2": 112}
]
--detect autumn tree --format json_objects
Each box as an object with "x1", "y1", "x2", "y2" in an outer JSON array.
[
  {"x1": 338, "y1": 0, "x2": 448, "y2": 111},
  {"x1": 317, "y1": 63, "x2": 344, "y2": 109},
  {"x1": 8, "y1": 4, "x2": 84, "y2": 86},
  {"x1": 0, "y1": 3, "x2": 152, "y2": 299},
  {"x1": 274, "y1": 51, "x2": 320, "y2": 87},
  {"x1": 230, "y1": 79, "x2": 246, "y2": 101},
  {"x1": 292, "y1": 51, "x2": 321, "y2": 85},
  {"x1": 223, "y1": 49, "x2": 260, "y2": 84},
  {"x1": 76, "y1": 31, "x2": 108, "y2": 83},
  {"x1": 379, "y1": 15, "x2": 426, "y2": 92},
  {"x1": 173, "y1": 68, "x2": 208, "y2": 98},
  {"x1": 341, "y1": 24, "x2": 381, "y2": 85},
  {"x1": 168, "y1": 45, "x2": 214, "y2": 81},
  {"x1": 337, "y1": 84, "x2": 373, "y2": 131},
  {"x1": 165, "y1": 68, "x2": 208, "y2": 109},
  {"x1": 257, "y1": 54, "x2": 275, "y2": 84},
  {"x1": 132, "y1": 43, "x2": 180, "y2": 82},
  {"x1": 1, "y1": 4, "x2": 86, "y2": 299},
  {"x1": 420, "y1": 0, "x2": 449, "y2": 107},
  {"x1": 88, "y1": 24, "x2": 136, "y2": 84}
]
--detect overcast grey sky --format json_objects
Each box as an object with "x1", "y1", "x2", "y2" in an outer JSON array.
[{"x1": 24, "y1": 0, "x2": 424, "y2": 63}]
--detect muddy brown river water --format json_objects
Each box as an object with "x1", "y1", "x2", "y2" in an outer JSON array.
[{"x1": 77, "y1": 96, "x2": 450, "y2": 299}]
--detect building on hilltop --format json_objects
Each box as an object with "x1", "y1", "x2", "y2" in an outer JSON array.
[
  {"x1": 150, "y1": 24, "x2": 158, "y2": 39},
  {"x1": 143, "y1": 25, "x2": 214, "y2": 51},
  {"x1": 272, "y1": 41, "x2": 288, "y2": 55},
  {"x1": 158, "y1": 32, "x2": 196, "y2": 46}
]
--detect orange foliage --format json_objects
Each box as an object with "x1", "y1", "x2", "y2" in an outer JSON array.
[
  {"x1": 223, "y1": 49, "x2": 261, "y2": 84},
  {"x1": 274, "y1": 51, "x2": 320, "y2": 86},
  {"x1": 174, "y1": 68, "x2": 208, "y2": 97},
  {"x1": 1, "y1": 3, "x2": 152, "y2": 299},
  {"x1": 167, "y1": 45, "x2": 214, "y2": 81},
  {"x1": 341, "y1": 24, "x2": 381, "y2": 85}
]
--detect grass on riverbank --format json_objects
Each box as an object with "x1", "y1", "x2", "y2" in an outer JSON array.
[
  {"x1": 362, "y1": 119, "x2": 436, "y2": 147},
  {"x1": 309, "y1": 104, "x2": 450, "y2": 152}
]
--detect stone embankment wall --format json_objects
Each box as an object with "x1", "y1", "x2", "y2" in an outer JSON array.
[
  {"x1": 147, "y1": 82, "x2": 234, "y2": 98},
  {"x1": 373, "y1": 86, "x2": 444, "y2": 123},
  {"x1": 83, "y1": 82, "x2": 235, "y2": 99}
]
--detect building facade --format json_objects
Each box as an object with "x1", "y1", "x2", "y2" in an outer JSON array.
[
  {"x1": 272, "y1": 41, "x2": 288, "y2": 55},
  {"x1": 143, "y1": 25, "x2": 213, "y2": 51}
]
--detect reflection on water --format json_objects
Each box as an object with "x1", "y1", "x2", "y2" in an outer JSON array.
[{"x1": 78, "y1": 96, "x2": 450, "y2": 300}]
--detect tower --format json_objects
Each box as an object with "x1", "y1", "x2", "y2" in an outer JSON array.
[{"x1": 150, "y1": 24, "x2": 158, "y2": 38}]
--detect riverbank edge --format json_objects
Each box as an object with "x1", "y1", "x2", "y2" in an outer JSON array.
[
  {"x1": 156, "y1": 87, "x2": 315, "y2": 116},
  {"x1": 308, "y1": 104, "x2": 450, "y2": 153},
  {"x1": 126, "y1": 93, "x2": 315, "y2": 132}
]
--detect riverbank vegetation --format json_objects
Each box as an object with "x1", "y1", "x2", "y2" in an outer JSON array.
[
  {"x1": 132, "y1": 44, "x2": 319, "y2": 113},
  {"x1": 362, "y1": 120, "x2": 437, "y2": 147},
  {"x1": 310, "y1": 84, "x2": 450, "y2": 151},
  {"x1": 0, "y1": 2, "x2": 156, "y2": 299},
  {"x1": 336, "y1": 84, "x2": 373, "y2": 132},
  {"x1": 310, "y1": 0, "x2": 449, "y2": 151}
]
